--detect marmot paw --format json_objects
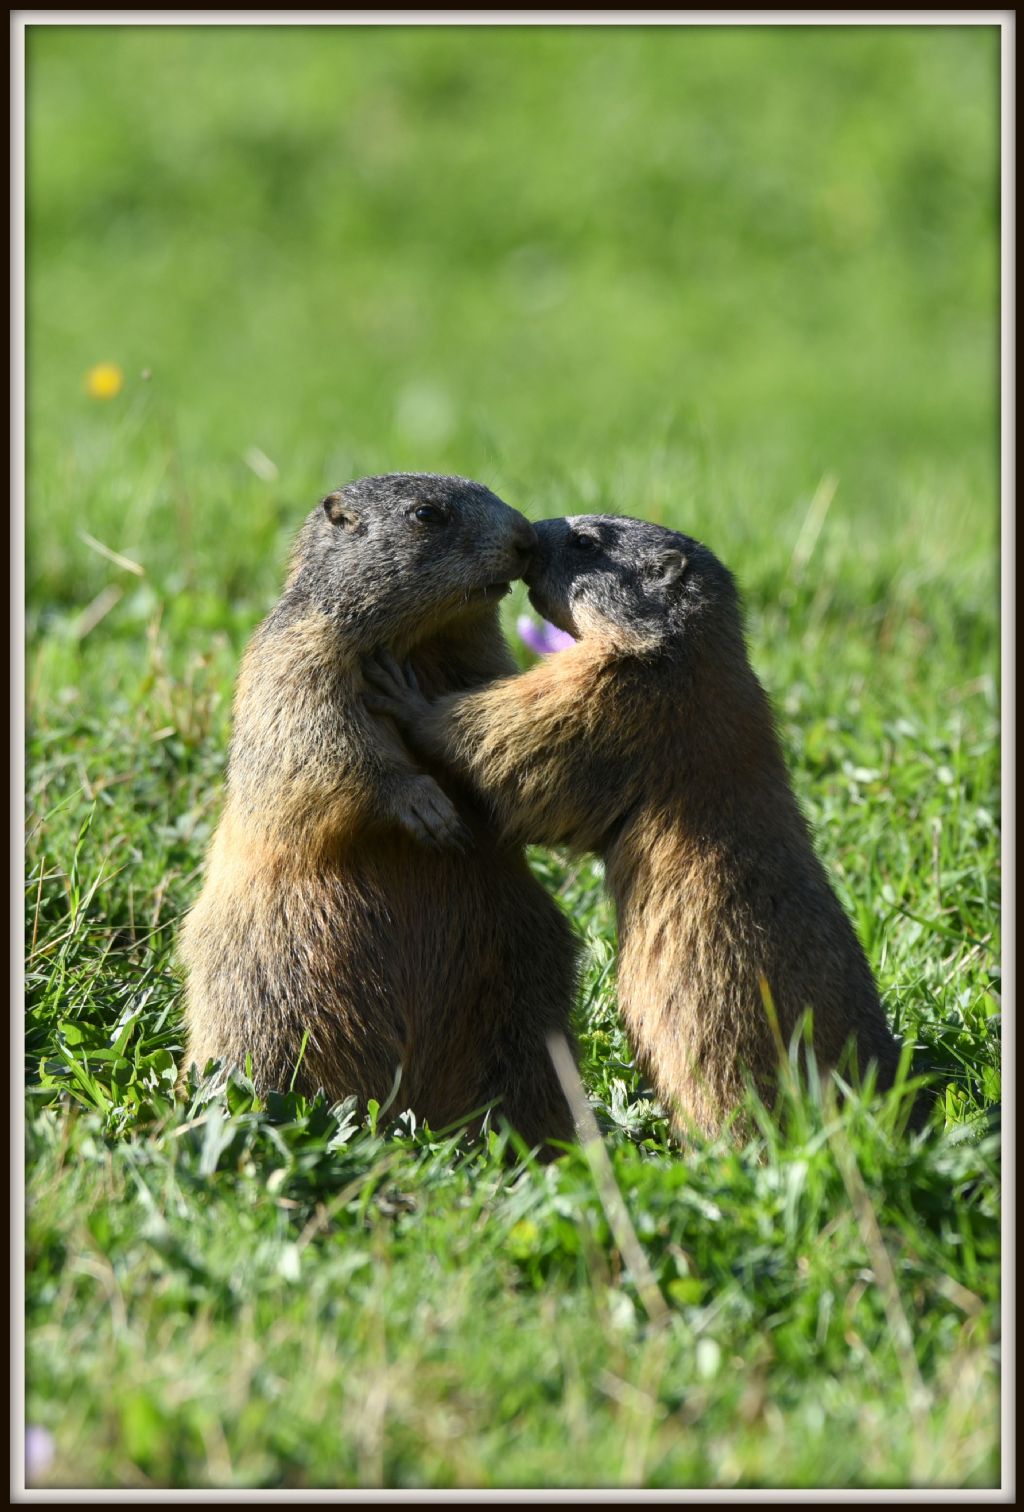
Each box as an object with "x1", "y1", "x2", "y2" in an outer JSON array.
[
  {"x1": 362, "y1": 650, "x2": 426, "y2": 729},
  {"x1": 394, "y1": 774, "x2": 472, "y2": 852}
]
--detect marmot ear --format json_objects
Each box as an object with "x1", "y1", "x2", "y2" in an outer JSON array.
[
  {"x1": 646, "y1": 549, "x2": 688, "y2": 592},
  {"x1": 322, "y1": 492, "x2": 362, "y2": 532}
]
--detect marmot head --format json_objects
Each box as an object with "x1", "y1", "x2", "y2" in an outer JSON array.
[
  {"x1": 525, "y1": 514, "x2": 741, "y2": 654},
  {"x1": 287, "y1": 473, "x2": 536, "y2": 643}
]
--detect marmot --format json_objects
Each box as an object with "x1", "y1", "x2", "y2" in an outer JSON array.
[
  {"x1": 180, "y1": 475, "x2": 579, "y2": 1150},
  {"x1": 363, "y1": 513, "x2": 919, "y2": 1138}
]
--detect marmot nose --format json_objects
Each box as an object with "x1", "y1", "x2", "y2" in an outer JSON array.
[{"x1": 511, "y1": 516, "x2": 538, "y2": 565}]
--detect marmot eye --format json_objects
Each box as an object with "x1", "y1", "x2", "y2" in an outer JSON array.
[
  {"x1": 412, "y1": 503, "x2": 450, "y2": 526},
  {"x1": 570, "y1": 531, "x2": 600, "y2": 554}
]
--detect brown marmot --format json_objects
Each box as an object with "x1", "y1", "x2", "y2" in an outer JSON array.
[
  {"x1": 363, "y1": 512, "x2": 919, "y2": 1139},
  {"x1": 180, "y1": 474, "x2": 579, "y2": 1149}
]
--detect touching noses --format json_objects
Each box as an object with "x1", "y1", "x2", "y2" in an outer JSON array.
[{"x1": 511, "y1": 515, "x2": 538, "y2": 569}]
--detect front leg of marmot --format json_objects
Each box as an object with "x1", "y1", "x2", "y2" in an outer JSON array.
[{"x1": 363, "y1": 644, "x2": 633, "y2": 852}]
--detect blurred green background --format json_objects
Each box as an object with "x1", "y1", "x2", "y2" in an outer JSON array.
[{"x1": 27, "y1": 23, "x2": 999, "y2": 627}]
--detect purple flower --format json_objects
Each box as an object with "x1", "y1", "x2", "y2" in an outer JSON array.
[
  {"x1": 516, "y1": 614, "x2": 575, "y2": 656},
  {"x1": 25, "y1": 1426, "x2": 55, "y2": 1483}
]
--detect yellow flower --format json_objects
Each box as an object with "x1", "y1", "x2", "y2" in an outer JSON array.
[{"x1": 84, "y1": 363, "x2": 123, "y2": 399}]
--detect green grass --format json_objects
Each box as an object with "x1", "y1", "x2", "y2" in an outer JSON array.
[{"x1": 24, "y1": 22, "x2": 1002, "y2": 1491}]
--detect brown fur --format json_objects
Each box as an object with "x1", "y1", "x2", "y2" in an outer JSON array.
[
  {"x1": 365, "y1": 514, "x2": 918, "y2": 1139},
  {"x1": 179, "y1": 475, "x2": 579, "y2": 1150}
]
